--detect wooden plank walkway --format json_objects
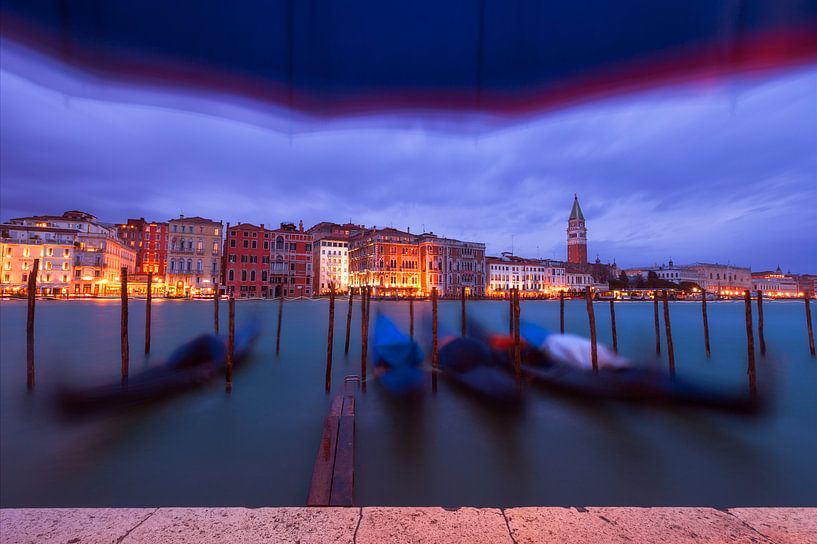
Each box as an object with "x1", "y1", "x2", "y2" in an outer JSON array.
[{"x1": 307, "y1": 380, "x2": 357, "y2": 506}]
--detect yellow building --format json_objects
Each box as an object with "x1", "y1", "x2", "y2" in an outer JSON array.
[
  {"x1": 0, "y1": 224, "x2": 76, "y2": 295},
  {"x1": 166, "y1": 215, "x2": 223, "y2": 296},
  {"x1": 8, "y1": 211, "x2": 136, "y2": 296}
]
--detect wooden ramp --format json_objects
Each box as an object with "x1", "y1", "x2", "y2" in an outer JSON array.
[{"x1": 307, "y1": 377, "x2": 358, "y2": 506}]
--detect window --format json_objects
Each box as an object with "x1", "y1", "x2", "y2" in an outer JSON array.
[
  {"x1": 276, "y1": 236, "x2": 284, "y2": 250},
  {"x1": 228, "y1": 270, "x2": 234, "y2": 281},
  {"x1": 230, "y1": 239, "x2": 236, "y2": 248},
  {"x1": 243, "y1": 240, "x2": 249, "y2": 249}
]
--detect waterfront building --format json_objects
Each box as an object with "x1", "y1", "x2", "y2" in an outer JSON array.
[
  {"x1": 795, "y1": 274, "x2": 817, "y2": 298},
  {"x1": 271, "y1": 221, "x2": 313, "y2": 298},
  {"x1": 223, "y1": 223, "x2": 272, "y2": 298},
  {"x1": 348, "y1": 227, "x2": 419, "y2": 296},
  {"x1": 0, "y1": 224, "x2": 76, "y2": 295},
  {"x1": 117, "y1": 218, "x2": 169, "y2": 275},
  {"x1": 418, "y1": 233, "x2": 486, "y2": 297},
  {"x1": 307, "y1": 222, "x2": 366, "y2": 295},
  {"x1": 166, "y1": 215, "x2": 223, "y2": 296},
  {"x1": 624, "y1": 259, "x2": 700, "y2": 285},
  {"x1": 752, "y1": 267, "x2": 799, "y2": 297},
  {"x1": 8, "y1": 211, "x2": 135, "y2": 296},
  {"x1": 486, "y1": 253, "x2": 566, "y2": 296},
  {"x1": 684, "y1": 262, "x2": 751, "y2": 295},
  {"x1": 567, "y1": 194, "x2": 587, "y2": 264}
]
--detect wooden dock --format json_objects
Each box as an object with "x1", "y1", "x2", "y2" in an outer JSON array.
[{"x1": 307, "y1": 379, "x2": 357, "y2": 506}]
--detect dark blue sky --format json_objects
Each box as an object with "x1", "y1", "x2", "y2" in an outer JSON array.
[{"x1": 1, "y1": 43, "x2": 815, "y2": 272}]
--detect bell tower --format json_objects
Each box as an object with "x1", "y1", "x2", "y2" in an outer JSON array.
[{"x1": 567, "y1": 194, "x2": 587, "y2": 264}]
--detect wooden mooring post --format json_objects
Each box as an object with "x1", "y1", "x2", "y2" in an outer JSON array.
[
  {"x1": 226, "y1": 294, "x2": 235, "y2": 393},
  {"x1": 431, "y1": 287, "x2": 439, "y2": 392},
  {"x1": 409, "y1": 297, "x2": 415, "y2": 340},
  {"x1": 757, "y1": 290, "x2": 766, "y2": 357},
  {"x1": 26, "y1": 258, "x2": 39, "y2": 390},
  {"x1": 662, "y1": 290, "x2": 675, "y2": 377},
  {"x1": 460, "y1": 286, "x2": 467, "y2": 336},
  {"x1": 145, "y1": 272, "x2": 153, "y2": 354},
  {"x1": 344, "y1": 290, "x2": 353, "y2": 355},
  {"x1": 120, "y1": 267, "x2": 129, "y2": 385},
  {"x1": 325, "y1": 284, "x2": 336, "y2": 393},
  {"x1": 213, "y1": 281, "x2": 219, "y2": 335},
  {"x1": 559, "y1": 289, "x2": 565, "y2": 334},
  {"x1": 609, "y1": 298, "x2": 618, "y2": 354},
  {"x1": 744, "y1": 290, "x2": 757, "y2": 395},
  {"x1": 508, "y1": 290, "x2": 515, "y2": 336},
  {"x1": 701, "y1": 289, "x2": 711, "y2": 357},
  {"x1": 585, "y1": 287, "x2": 598, "y2": 372},
  {"x1": 805, "y1": 295, "x2": 815, "y2": 357},
  {"x1": 360, "y1": 287, "x2": 369, "y2": 390},
  {"x1": 513, "y1": 288, "x2": 521, "y2": 380},
  {"x1": 653, "y1": 291, "x2": 661, "y2": 356},
  {"x1": 276, "y1": 286, "x2": 284, "y2": 355}
]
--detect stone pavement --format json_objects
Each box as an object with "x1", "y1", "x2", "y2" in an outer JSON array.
[{"x1": 1, "y1": 507, "x2": 814, "y2": 543}]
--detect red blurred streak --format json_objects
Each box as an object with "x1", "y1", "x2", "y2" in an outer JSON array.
[{"x1": 2, "y1": 13, "x2": 816, "y2": 121}]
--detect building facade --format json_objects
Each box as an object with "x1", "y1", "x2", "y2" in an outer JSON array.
[
  {"x1": 0, "y1": 224, "x2": 76, "y2": 295},
  {"x1": 348, "y1": 227, "x2": 419, "y2": 296},
  {"x1": 271, "y1": 221, "x2": 313, "y2": 298},
  {"x1": 308, "y1": 222, "x2": 366, "y2": 295},
  {"x1": 487, "y1": 254, "x2": 568, "y2": 296},
  {"x1": 8, "y1": 211, "x2": 135, "y2": 296},
  {"x1": 166, "y1": 215, "x2": 223, "y2": 296},
  {"x1": 567, "y1": 194, "x2": 587, "y2": 264},
  {"x1": 418, "y1": 234, "x2": 486, "y2": 297},
  {"x1": 117, "y1": 218, "x2": 169, "y2": 276},
  {"x1": 223, "y1": 223, "x2": 272, "y2": 298},
  {"x1": 752, "y1": 267, "x2": 799, "y2": 297},
  {"x1": 683, "y1": 263, "x2": 752, "y2": 295}
]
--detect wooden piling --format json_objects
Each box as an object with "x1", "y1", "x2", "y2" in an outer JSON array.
[
  {"x1": 513, "y1": 288, "x2": 521, "y2": 380},
  {"x1": 653, "y1": 291, "x2": 661, "y2": 356},
  {"x1": 509, "y1": 289, "x2": 514, "y2": 336},
  {"x1": 409, "y1": 296, "x2": 414, "y2": 340},
  {"x1": 662, "y1": 290, "x2": 676, "y2": 377},
  {"x1": 701, "y1": 289, "x2": 711, "y2": 357},
  {"x1": 744, "y1": 290, "x2": 757, "y2": 395},
  {"x1": 805, "y1": 295, "x2": 815, "y2": 357},
  {"x1": 25, "y1": 258, "x2": 39, "y2": 390},
  {"x1": 344, "y1": 290, "x2": 353, "y2": 355},
  {"x1": 360, "y1": 287, "x2": 368, "y2": 389},
  {"x1": 559, "y1": 290, "x2": 565, "y2": 334},
  {"x1": 325, "y1": 284, "x2": 336, "y2": 393},
  {"x1": 585, "y1": 287, "x2": 598, "y2": 372},
  {"x1": 226, "y1": 294, "x2": 235, "y2": 393},
  {"x1": 756, "y1": 290, "x2": 766, "y2": 357},
  {"x1": 609, "y1": 298, "x2": 618, "y2": 354},
  {"x1": 276, "y1": 286, "x2": 284, "y2": 355},
  {"x1": 120, "y1": 267, "x2": 129, "y2": 385},
  {"x1": 144, "y1": 272, "x2": 153, "y2": 354},
  {"x1": 460, "y1": 286, "x2": 466, "y2": 336},
  {"x1": 213, "y1": 281, "x2": 219, "y2": 335},
  {"x1": 431, "y1": 287, "x2": 438, "y2": 392}
]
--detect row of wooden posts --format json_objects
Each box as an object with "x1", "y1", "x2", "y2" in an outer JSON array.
[{"x1": 23, "y1": 258, "x2": 817, "y2": 393}]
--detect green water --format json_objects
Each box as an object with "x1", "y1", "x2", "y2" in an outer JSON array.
[{"x1": 1, "y1": 298, "x2": 815, "y2": 507}]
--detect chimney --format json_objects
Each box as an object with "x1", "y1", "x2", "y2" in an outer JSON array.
[
  {"x1": 299, "y1": 220, "x2": 304, "y2": 232},
  {"x1": 260, "y1": 223, "x2": 264, "y2": 230},
  {"x1": 407, "y1": 226, "x2": 410, "y2": 233}
]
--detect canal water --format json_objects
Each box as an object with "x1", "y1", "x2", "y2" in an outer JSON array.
[{"x1": 1, "y1": 298, "x2": 815, "y2": 507}]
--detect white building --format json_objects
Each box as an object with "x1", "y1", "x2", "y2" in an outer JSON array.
[
  {"x1": 0, "y1": 224, "x2": 76, "y2": 295},
  {"x1": 315, "y1": 237, "x2": 349, "y2": 294},
  {"x1": 487, "y1": 253, "x2": 566, "y2": 295},
  {"x1": 752, "y1": 267, "x2": 799, "y2": 297},
  {"x1": 684, "y1": 262, "x2": 752, "y2": 294}
]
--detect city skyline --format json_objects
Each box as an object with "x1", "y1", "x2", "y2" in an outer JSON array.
[{"x1": 1, "y1": 43, "x2": 815, "y2": 272}]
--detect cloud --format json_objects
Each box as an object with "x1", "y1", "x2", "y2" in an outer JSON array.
[{"x1": 1, "y1": 48, "x2": 815, "y2": 272}]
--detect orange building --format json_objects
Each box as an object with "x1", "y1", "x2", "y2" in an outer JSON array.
[
  {"x1": 348, "y1": 227, "x2": 420, "y2": 296},
  {"x1": 271, "y1": 221, "x2": 313, "y2": 298}
]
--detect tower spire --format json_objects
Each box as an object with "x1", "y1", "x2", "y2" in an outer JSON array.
[{"x1": 567, "y1": 194, "x2": 587, "y2": 264}]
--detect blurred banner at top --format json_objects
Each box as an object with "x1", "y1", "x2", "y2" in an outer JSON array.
[{"x1": 2, "y1": 0, "x2": 815, "y2": 127}]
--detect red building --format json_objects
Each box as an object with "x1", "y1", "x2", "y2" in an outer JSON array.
[
  {"x1": 567, "y1": 194, "x2": 587, "y2": 264},
  {"x1": 223, "y1": 223, "x2": 273, "y2": 297},
  {"x1": 271, "y1": 221, "x2": 313, "y2": 297},
  {"x1": 117, "y1": 218, "x2": 169, "y2": 275}
]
